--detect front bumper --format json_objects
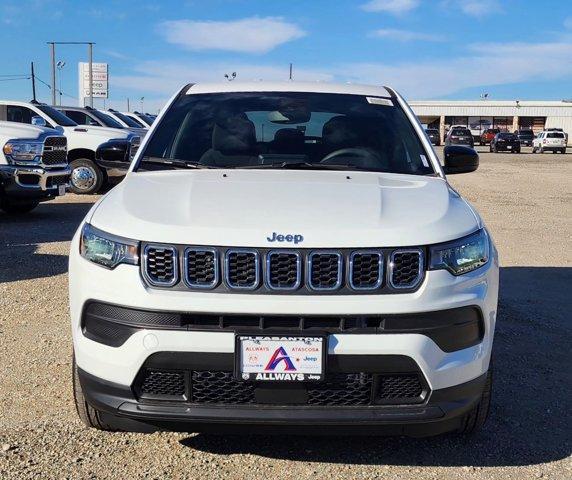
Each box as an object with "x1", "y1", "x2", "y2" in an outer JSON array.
[
  {"x1": 78, "y1": 360, "x2": 489, "y2": 436},
  {"x1": 0, "y1": 164, "x2": 71, "y2": 201}
]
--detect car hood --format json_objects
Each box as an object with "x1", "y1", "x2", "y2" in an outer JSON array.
[
  {"x1": 62, "y1": 125, "x2": 131, "y2": 140},
  {"x1": 0, "y1": 121, "x2": 60, "y2": 140},
  {"x1": 89, "y1": 170, "x2": 481, "y2": 248}
]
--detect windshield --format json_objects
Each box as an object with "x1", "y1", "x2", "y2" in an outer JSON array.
[
  {"x1": 90, "y1": 110, "x2": 124, "y2": 129},
  {"x1": 547, "y1": 132, "x2": 565, "y2": 138},
  {"x1": 111, "y1": 111, "x2": 142, "y2": 128},
  {"x1": 498, "y1": 133, "x2": 516, "y2": 139},
  {"x1": 139, "y1": 113, "x2": 155, "y2": 125},
  {"x1": 138, "y1": 92, "x2": 433, "y2": 175},
  {"x1": 453, "y1": 129, "x2": 471, "y2": 136},
  {"x1": 518, "y1": 130, "x2": 533, "y2": 136},
  {"x1": 36, "y1": 105, "x2": 77, "y2": 127}
]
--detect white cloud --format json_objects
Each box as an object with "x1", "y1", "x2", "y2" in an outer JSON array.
[
  {"x1": 111, "y1": 41, "x2": 572, "y2": 101},
  {"x1": 361, "y1": 0, "x2": 419, "y2": 14},
  {"x1": 111, "y1": 61, "x2": 333, "y2": 95},
  {"x1": 441, "y1": 0, "x2": 501, "y2": 17},
  {"x1": 157, "y1": 17, "x2": 305, "y2": 54},
  {"x1": 342, "y1": 41, "x2": 572, "y2": 98},
  {"x1": 371, "y1": 28, "x2": 445, "y2": 42}
]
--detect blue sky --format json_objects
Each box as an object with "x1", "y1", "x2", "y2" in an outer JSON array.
[{"x1": 1, "y1": 0, "x2": 571, "y2": 112}]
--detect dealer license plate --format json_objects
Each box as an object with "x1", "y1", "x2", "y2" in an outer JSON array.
[
  {"x1": 507, "y1": 145, "x2": 512, "y2": 149},
  {"x1": 58, "y1": 184, "x2": 66, "y2": 196},
  {"x1": 236, "y1": 335, "x2": 325, "y2": 382}
]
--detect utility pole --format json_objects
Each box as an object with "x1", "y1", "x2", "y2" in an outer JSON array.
[
  {"x1": 127, "y1": 98, "x2": 130, "y2": 112},
  {"x1": 88, "y1": 42, "x2": 93, "y2": 107},
  {"x1": 30, "y1": 62, "x2": 37, "y2": 102},
  {"x1": 49, "y1": 42, "x2": 56, "y2": 105},
  {"x1": 289, "y1": 63, "x2": 293, "y2": 81}
]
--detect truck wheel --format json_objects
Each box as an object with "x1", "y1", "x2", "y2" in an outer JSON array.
[
  {"x1": 72, "y1": 355, "x2": 116, "y2": 431},
  {"x1": 0, "y1": 199, "x2": 39, "y2": 215},
  {"x1": 69, "y1": 159, "x2": 104, "y2": 194},
  {"x1": 457, "y1": 365, "x2": 492, "y2": 434}
]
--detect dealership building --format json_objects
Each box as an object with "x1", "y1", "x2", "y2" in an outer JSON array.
[{"x1": 410, "y1": 100, "x2": 572, "y2": 144}]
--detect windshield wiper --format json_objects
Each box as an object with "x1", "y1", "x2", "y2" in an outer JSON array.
[
  {"x1": 141, "y1": 156, "x2": 213, "y2": 169},
  {"x1": 234, "y1": 161, "x2": 364, "y2": 171}
]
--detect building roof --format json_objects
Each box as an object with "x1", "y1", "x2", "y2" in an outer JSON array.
[{"x1": 410, "y1": 100, "x2": 572, "y2": 117}]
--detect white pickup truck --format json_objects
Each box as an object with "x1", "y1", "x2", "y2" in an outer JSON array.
[
  {"x1": 0, "y1": 101, "x2": 139, "y2": 194},
  {"x1": 70, "y1": 82, "x2": 499, "y2": 437},
  {"x1": 0, "y1": 121, "x2": 70, "y2": 214}
]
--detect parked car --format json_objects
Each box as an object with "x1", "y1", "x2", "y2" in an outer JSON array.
[
  {"x1": 0, "y1": 121, "x2": 70, "y2": 214},
  {"x1": 490, "y1": 132, "x2": 520, "y2": 153},
  {"x1": 121, "y1": 111, "x2": 156, "y2": 128},
  {"x1": 480, "y1": 128, "x2": 500, "y2": 145},
  {"x1": 425, "y1": 128, "x2": 440, "y2": 146},
  {"x1": 445, "y1": 127, "x2": 474, "y2": 147},
  {"x1": 101, "y1": 109, "x2": 148, "y2": 136},
  {"x1": 0, "y1": 100, "x2": 138, "y2": 194},
  {"x1": 533, "y1": 131, "x2": 567, "y2": 154},
  {"x1": 57, "y1": 106, "x2": 144, "y2": 137},
  {"x1": 513, "y1": 129, "x2": 534, "y2": 146},
  {"x1": 70, "y1": 81, "x2": 498, "y2": 438},
  {"x1": 545, "y1": 128, "x2": 568, "y2": 144},
  {"x1": 93, "y1": 138, "x2": 136, "y2": 187}
]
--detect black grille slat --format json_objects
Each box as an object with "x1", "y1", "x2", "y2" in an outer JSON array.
[
  {"x1": 136, "y1": 370, "x2": 426, "y2": 406},
  {"x1": 309, "y1": 253, "x2": 342, "y2": 290},
  {"x1": 307, "y1": 373, "x2": 372, "y2": 406},
  {"x1": 185, "y1": 249, "x2": 217, "y2": 288},
  {"x1": 391, "y1": 250, "x2": 423, "y2": 289},
  {"x1": 226, "y1": 250, "x2": 258, "y2": 289},
  {"x1": 144, "y1": 246, "x2": 177, "y2": 286},
  {"x1": 42, "y1": 136, "x2": 67, "y2": 166},
  {"x1": 191, "y1": 371, "x2": 255, "y2": 404},
  {"x1": 350, "y1": 252, "x2": 383, "y2": 290},
  {"x1": 376, "y1": 374, "x2": 424, "y2": 403},
  {"x1": 140, "y1": 370, "x2": 186, "y2": 398},
  {"x1": 267, "y1": 252, "x2": 300, "y2": 290}
]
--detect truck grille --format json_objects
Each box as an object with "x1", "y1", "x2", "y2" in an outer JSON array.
[
  {"x1": 41, "y1": 136, "x2": 67, "y2": 166},
  {"x1": 141, "y1": 245, "x2": 425, "y2": 294},
  {"x1": 143, "y1": 245, "x2": 178, "y2": 286},
  {"x1": 225, "y1": 250, "x2": 259, "y2": 289},
  {"x1": 184, "y1": 248, "x2": 218, "y2": 288},
  {"x1": 389, "y1": 250, "x2": 423, "y2": 289},
  {"x1": 136, "y1": 369, "x2": 426, "y2": 406}
]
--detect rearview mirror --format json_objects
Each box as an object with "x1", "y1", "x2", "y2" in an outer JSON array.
[
  {"x1": 31, "y1": 116, "x2": 46, "y2": 127},
  {"x1": 95, "y1": 139, "x2": 132, "y2": 170},
  {"x1": 443, "y1": 145, "x2": 479, "y2": 174}
]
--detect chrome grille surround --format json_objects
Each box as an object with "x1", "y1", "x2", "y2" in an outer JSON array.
[
  {"x1": 266, "y1": 250, "x2": 302, "y2": 291},
  {"x1": 183, "y1": 247, "x2": 219, "y2": 290},
  {"x1": 388, "y1": 249, "x2": 424, "y2": 289},
  {"x1": 349, "y1": 251, "x2": 384, "y2": 290},
  {"x1": 307, "y1": 251, "x2": 343, "y2": 291},
  {"x1": 143, "y1": 244, "x2": 179, "y2": 287},
  {"x1": 224, "y1": 249, "x2": 260, "y2": 290}
]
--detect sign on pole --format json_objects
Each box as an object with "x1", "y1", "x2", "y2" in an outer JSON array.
[{"x1": 78, "y1": 62, "x2": 108, "y2": 104}]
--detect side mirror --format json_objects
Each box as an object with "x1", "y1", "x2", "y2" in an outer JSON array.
[
  {"x1": 443, "y1": 145, "x2": 479, "y2": 175},
  {"x1": 31, "y1": 115, "x2": 47, "y2": 127},
  {"x1": 95, "y1": 139, "x2": 132, "y2": 170}
]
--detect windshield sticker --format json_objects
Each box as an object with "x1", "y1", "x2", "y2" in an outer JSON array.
[
  {"x1": 366, "y1": 97, "x2": 393, "y2": 106},
  {"x1": 420, "y1": 155, "x2": 429, "y2": 167}
]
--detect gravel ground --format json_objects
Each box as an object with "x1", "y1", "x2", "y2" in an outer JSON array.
[{"x1": 0, "y1": 148, "x2": 571, "y2": 479}]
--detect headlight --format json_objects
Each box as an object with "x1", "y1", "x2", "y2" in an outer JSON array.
[
  {"x1": 429, "y1": 229, "x2": 489, "y2": 275},
  {"x1": 3, "y1": 140, "x2": 43, "y2": 162},
  {"x1": 80, "y1": 223, "x2": 139, "y2": 269}
]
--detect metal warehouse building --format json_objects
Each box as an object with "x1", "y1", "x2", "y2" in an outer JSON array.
[{"x1": 410, "y1": 100, "x2": 572, "y2": 145}]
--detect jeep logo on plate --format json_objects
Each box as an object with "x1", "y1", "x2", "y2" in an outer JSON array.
[{"x1": 267, "y1": 232, "x2": 304, "y2": 244}]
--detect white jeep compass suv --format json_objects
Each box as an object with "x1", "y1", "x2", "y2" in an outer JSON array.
[{"x1": 69, "y1": 82, "x2": 499, "y2": 437}]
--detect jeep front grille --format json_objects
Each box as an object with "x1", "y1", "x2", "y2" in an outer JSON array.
[
  {"x1": 143, "y1": 245, "x2": 178, "y2": 286},
  {"x1": 141, "y1": 245, "x2": 425, "y2": 294},
  {"x1": 42, "y1": 136, "x2": 67, "y2": 166},
  {"x1": 389, "y1": 249, "x2": 424, "y2": 289}
]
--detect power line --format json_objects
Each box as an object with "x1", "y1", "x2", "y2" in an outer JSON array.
[
  {"x1": 35, "y1": 75, "x2": 77, "y2": 100},
  {"x1": 0, "y1": 77, "x2": 30, "y2": 82}
]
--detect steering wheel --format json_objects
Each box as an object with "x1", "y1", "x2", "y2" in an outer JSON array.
[{"x1": 320, "y1": 147, "x2": 384, "y2": 170}]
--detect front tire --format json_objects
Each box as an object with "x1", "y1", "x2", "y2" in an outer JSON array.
[
  {"x1": 457, "y1": 365, "x2": 493, "y2": 434},
  {"x1": 72, "y1": 355, "x2": 116, "y2": 431},
  {"x1": 69, "y1": 158, "x2": 104, "y2": 195},
  {"x1": 0, "y1": 199, "x2": 39, "y2": 215}
]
